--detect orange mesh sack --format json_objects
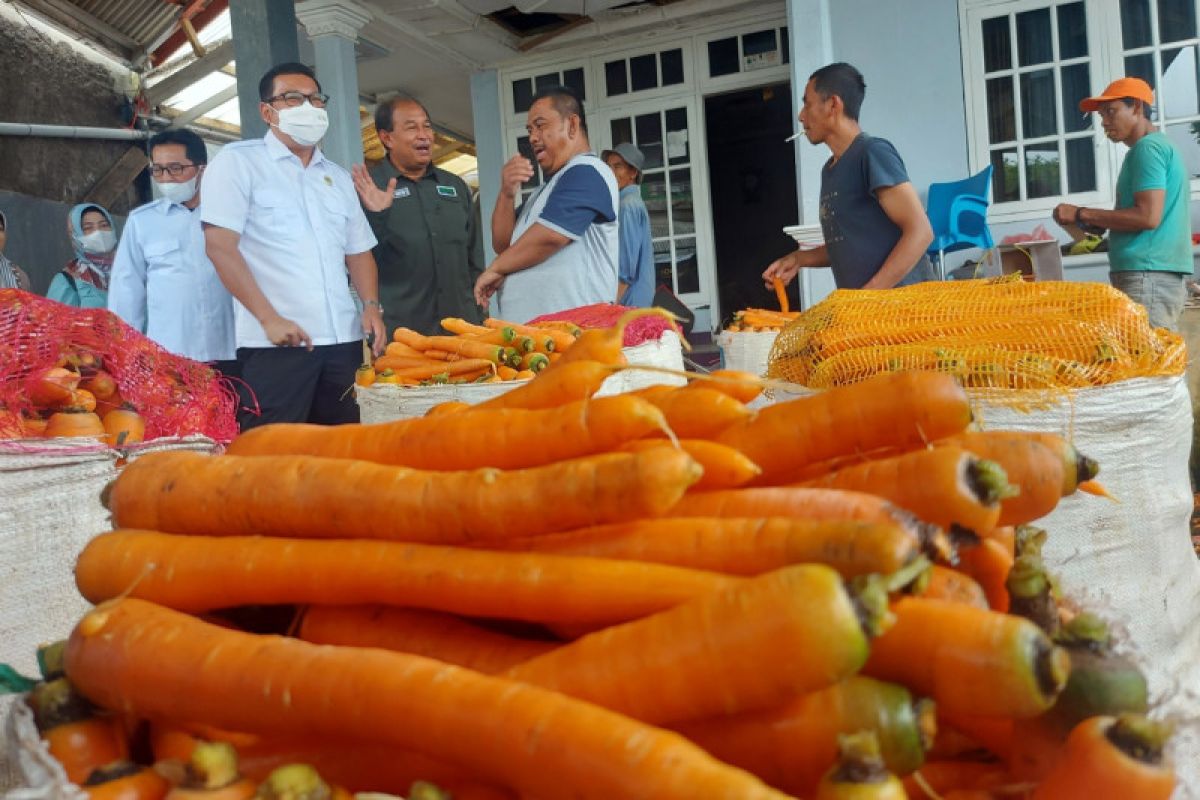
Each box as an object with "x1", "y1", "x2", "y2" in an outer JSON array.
[
  {"x1": 0, "y1": 289, "x2": 238, "y2": 442},
  {"x1": 767, "y1": 276, "x2": 1185, "y2": 399}
]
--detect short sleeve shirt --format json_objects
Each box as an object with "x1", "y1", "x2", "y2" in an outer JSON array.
[{"x1": 1109, "y1": 132, "x2": 1193, "y2": 274}]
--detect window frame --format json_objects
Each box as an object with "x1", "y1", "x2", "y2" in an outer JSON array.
[
  {"x1": 597, "y1": 41, "x2": 695, "y2": 104},
  {"x1": 503, "y1": 60, "x2": 592, "y2": 123}
]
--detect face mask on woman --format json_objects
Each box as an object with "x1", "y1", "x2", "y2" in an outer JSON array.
[
  {"x1": 275, "y1": 102, "x2": 329, "y2": 146},
  {"x1": 79, "y1": 228, "x2": 117, "y2": 254}
]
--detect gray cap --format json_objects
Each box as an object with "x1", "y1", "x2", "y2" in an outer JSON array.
[{"x1": 601, "y1": 142, "x2": 645, "y2": 174}]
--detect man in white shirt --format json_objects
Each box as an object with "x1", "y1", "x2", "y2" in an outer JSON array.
[
  {"x1": 109, "y1": 128, "x2": 237, "y2": 374},
  {"x1": 202, "y1": 62, "x2": 386, "y2": 429}
]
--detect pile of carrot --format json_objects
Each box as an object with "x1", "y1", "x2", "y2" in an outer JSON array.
[
  {"x1": 725, "y1": 307, "x2": 800, "y2": 332},
  {"x1": 43, "y1": 309, "x2": 1178, "y2": 800}
]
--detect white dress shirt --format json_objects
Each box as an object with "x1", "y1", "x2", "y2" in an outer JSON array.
[
  {"x1": 108, "y1": 198, "x2": 236, "y2": 362},
  {"x1": 199, "y1": 130, "x2": 377, "y2": 348}
]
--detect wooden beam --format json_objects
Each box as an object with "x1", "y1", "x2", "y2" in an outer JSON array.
[
  {"x1": 83, "y1": 146, "x2": 150, "y2": 209},
  {"x1": 168, "y1": 84, "x2": 239, "y2": 128},
  {"x1": 144, "y1": 39, "x2": 235, "y2": 107},
  {"x1": 516, "y1": 16, "x2": 592, "y2": 52}
]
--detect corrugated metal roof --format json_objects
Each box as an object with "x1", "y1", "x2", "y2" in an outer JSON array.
[{"x1": 71, "y1": 0, "x2": 177, "y2": 47}]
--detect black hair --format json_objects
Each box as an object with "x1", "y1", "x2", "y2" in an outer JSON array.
[
  {"x1": 810, "y1": 62, "x2": 867, "y2": 121},
  {"x1": 258, "y1": 62, "x2": 320, "y2": 102},
  {"x1": 147, "y1": 128, "x2": 208, "y2": 166},
  {"x1": 374, "y1": 93, "x2": 432, "y2": 135},
  {"x1": 531, "y1": 85, "x2": 588, "y2": 136},
  {"x1": 1120, "y1": 97, "x2": 1154, "y2": 118}
]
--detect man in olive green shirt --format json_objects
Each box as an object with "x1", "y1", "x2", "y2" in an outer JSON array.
[{"x1": 352, "y1": 95, "x2": 484, "y2": 337}]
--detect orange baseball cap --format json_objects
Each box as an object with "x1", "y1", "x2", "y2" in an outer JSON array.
[{"x1": 1079, "y1": 77, "x2": 1155, "y2": 112}]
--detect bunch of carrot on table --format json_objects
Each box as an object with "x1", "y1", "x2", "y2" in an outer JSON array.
[
  {"x1": 42, "y1": 310, "x2": 1177, "y2": 800},
  {"x1": 359, "y1": 318, "x2": 582, "y2": 387}
]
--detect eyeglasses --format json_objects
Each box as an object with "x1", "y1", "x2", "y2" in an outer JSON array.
[
  {"x1": 148, "y1": 162, "x2": 198, "y2": 177},
  {"x1": 265, "y1": 91, "x2": 330, "y2": 109}
]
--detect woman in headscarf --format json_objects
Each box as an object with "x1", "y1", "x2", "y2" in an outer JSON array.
[
  {"x1": 47, "y1": 203, "x2": 117, "y2": 308},
  {"x1": 0, "y1": 211, "x2": 32, "y2": 291}
]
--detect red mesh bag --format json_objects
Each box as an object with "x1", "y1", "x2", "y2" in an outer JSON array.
[
  {"x1": 0, "y1": 289, "x2": 239, "y2": 443},
  {"x1": 528, "y1": 303, "x2": 679, "y2": 347}
]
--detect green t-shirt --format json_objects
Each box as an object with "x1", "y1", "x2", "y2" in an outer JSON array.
[{"x1": 1109, "y1": 132, "x2": 1193, "y2": 274}]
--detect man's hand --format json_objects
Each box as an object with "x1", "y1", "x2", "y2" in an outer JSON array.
[
  {"x1": 500, "y1": 155, "x2": 535, "y2": 199},
  {"x1": 1052, "y1": 203, "x2": 1079, "y2": 227},
  {"x1": 763, "y1": 251, "x2": 801, "y2": 289},
  {"x1": 362, "y1": 306, "x2": 387, "y2": 356},
  {"x1": 474, "y1": 269, "x2": 505, "y2": 308},
  {"x1": 351, "y1": 164, "x2": 398, "y2": 213},
  {"x1": 262, "y1": 315, "x2": 313, "y2": 350}
]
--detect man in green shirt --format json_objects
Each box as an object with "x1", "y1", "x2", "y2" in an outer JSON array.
[
  {"x1": 1054, "y1": 77, "x2": 1193, "y2": 332},
  {"x1": 352, "y1": 95, "x2": 485, "y2": 337}
]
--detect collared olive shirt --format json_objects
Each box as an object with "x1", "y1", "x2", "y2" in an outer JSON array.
[{"x1": 365, "y1": 160, "x2": 485, "y2": 337}]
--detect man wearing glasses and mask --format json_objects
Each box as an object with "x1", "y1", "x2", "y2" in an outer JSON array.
[
  {"x1": 108, "y1": 128, "x2": 237, "y2": 376},
  {"x1": 202, "y1": 62, "x2": 386, "y2": 429}
]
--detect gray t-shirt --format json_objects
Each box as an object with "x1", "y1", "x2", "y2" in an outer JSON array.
[{"x1": 819, "y1": 133, "x2": 932, "y2": 289}]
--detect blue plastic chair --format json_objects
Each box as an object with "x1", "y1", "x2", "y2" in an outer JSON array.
[{"x1": 925, "y1": 165, "x2": 995, "y2": 280}]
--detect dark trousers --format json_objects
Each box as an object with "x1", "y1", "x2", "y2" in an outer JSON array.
[{"x1": 236, "y1": 342, "x2": 361, "y2": 431}]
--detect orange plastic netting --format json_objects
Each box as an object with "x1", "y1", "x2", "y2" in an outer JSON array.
[{"x1": 767, "y1": 275, "x2": 1186, "y2": 398}]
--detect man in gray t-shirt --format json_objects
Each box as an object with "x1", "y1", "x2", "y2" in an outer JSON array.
[{"x1": 764, "y1": 62, "x2": 934, "y2": 291}]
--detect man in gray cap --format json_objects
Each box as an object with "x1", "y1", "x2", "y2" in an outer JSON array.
[{"x1": 603, "y1": 142, "x2": 655, "y2": 307}]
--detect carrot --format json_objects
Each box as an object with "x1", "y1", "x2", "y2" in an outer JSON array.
[
  {"x1": 955, "y1": 537, "x2": 1014, "y2": 612},
  {"x1": 814, "y1": 732, "x2": 906, "y2": 800},
  {"x1": 902, "y1": 762, "x2": 1012, "y2": 797},
  {"x1": 484, "y1": 318, "x2": 571, "y2": 353},
  {"x1": 75, "y1": 531, "x2": 737, "y2": 625},
  {"x1": 617, "y1": 439, "x2": 761, "y2": 489},
  {"x1": 772, "y1": 277, "x2": 790, "y2": 314},
  {"x1": 297, "y1": 606, "x2": 556, "y2": 672},
  {"x1": 685, "y1": 369, "x2": 764, "y2": 403},
  {"x1": 385, "y1": 340, "x2": 430, "y2": 358},
  {"x1": 532, "y1": 319, "x2": 583, "y2": 338},
  {"x1": 66, "y1": 599, "x2": 793, "y2": 800},
  {"x1": 474, "y1": 360, "x2": 612, "y2": 411},
  {"x1": 799, "y1": 447, "x2": 1014, "y2": 534},
  {"x1": 986, "y1": 525, "x2": 1016, "y2": 558},
  {"x1": 543, "y1": 308, "x2": 676, "y2": 367},
  {"x1": 108, "y1": 449, "x2": 700, "y2": 545},
  {"x1": 937, "y1": 714, "x2": 1014, "y2": 762},
  {"x1": 425, "y1": 401, "x2": 469, "y2": 417},
  {"x1": 1077, "y1": 479, "x2": 1116, "y2": 499},
  {"x1": 83, "y1": 763, "x2": 170, "y2": 800},
  {"x1": 675, "y1": 677, "x2": 934, "y2": 795},
  {"x1": 510, "y1": 516, "x2": 928, "y2": 580},
  {"x1": 393, "y1": 328, "x2": 507, "y2": 363},
  {"x1": 718, "y1": 371, "x2": 973, "y2": 482},
  {"x1": 518, "y1": 351, "x2": 549, "y2": 372},
  {"x1": 1005, "y1": 552, "x2": 1056, "y2": 633},
  {"x1": 372, "y1": 355, "x2": 444, "y2": 373},
  {"x1": 389, "y1": 358, "x2": 496, "y2": 382},
  {"x1": 44, "y1": 717, "x2": 130, "y2": 784},
  {"x1": 642, "y1": 387, "x2": 753, "y2": 439},
  {"x1": 227, "y1": 395, "x2": 668, "y2": 470},
  {"x1": 1031, "y1": 715, "x2": 1175, "y2": 800},
  {"x1": 495, "y1": 365, "x2": 518, "y2": 380},
  {"x1": 921, "y1": 566, "x2": 989, "y2": 608},
  {"x1": 864, "y1": 597, "x2": 1069, "y2": 718},
  {"x1": 504, "y1": 564, "x2": 888, "y2": 725},
  {"x1": 441, "y1": 317, "x2": 500, "y2": 338}
]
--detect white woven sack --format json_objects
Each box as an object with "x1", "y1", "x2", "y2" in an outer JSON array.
[
  {"x1": 716, "y1": 330, "x2": 778, "y2": 378},
  {"x1": 975, "y1": 376, "x2": 1200, "y2": 798},
  {"x1": 1, "y1": 697, "x2": 84, "y2": 800},
  {"x1": 597, "y1": 330, "x2": 686, "y2": 395},
  {"x1": 355, "y1": 380, "x2": 524, "y2": 423}
]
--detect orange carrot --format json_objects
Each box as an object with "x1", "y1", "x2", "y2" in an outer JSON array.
[
  {"x1": 772, "y1": 277, "x2": 790, "y2": 314},
  {"x1": 389, "y1": 358, "x2": 496, "y2": 381},
  {"x1": 920, "y1": 566, "x2": 989, "y2": 609},
  {"x1": 1031, "y1": 715, "x2": 1175, "y2": 800},
  {"x1": 66, "y1": 599, "x2": 792, "y2": 800},
  {"x1": 938, "y1": 714, "x2": 1014, "y2": 762},
  {"x1": 799, "y1": 447, "x2": 1012, "y2": 534},
  {"x1": 474, "y1": 360, "x2": 613, "y2": 411},
  {"x1": 393, "y1": 328, "x2": 507, "y2": 363},
  {"x1": 617, "y1": 439, "x2": 762, "y2": 490},
  {"x1": 864, "y1": 597, "x2": 1069, "y2": 718},
  {"x1": 718, "y1": 371, "x2": 973, "y2": 482},
  {"x1": 372, "y1": 355, "x2": 442, "y2": 372},
  {"x1": 985, "y1": 525, "x2": 1016, "y2": 559},
  {"x1": 440, "y1": 317, "x2": 499, "y2": 338},
  {"x1": 1077, "y1": 479, "x2": 1117, "y2": 500},
  {"x1": 504, "y1": 564, "x2": 885, "y2": 724},
  {"x1": 75, "y1": 531, "x2": 737, "y2": 625},
  {"x1": 483, "y1": 318, "x2": 571, "y2": 352},
  {"x1": 108, "y1": 449, "x2": 701, "y2": 545},
  {"x1": 956, "y1": 538, "x2": 1014, "y2": 612},
  {"x1": 495, "y1": 365, "x2": 518, "y2": 380},
  {"x1": 902, "y1": 761, "x2": 1013, "y2": 797},
  {"x1": 642, "y1": 387, "x2": 753, "y2": 439},
  {"x1": 297, "y1": 606, "x2": 556, "y2": 672},
  {"x1": 510, "y1": 516, "x2": 927, "y2": 580},
  {"x1": 543, "y1": 308, "x2": 676, "y2": 367},
  {"x1": 425, "y1": 401, "x2": 469, "y2": 417},
  {"x1": 685, "y1": 369, "x2": 764, "y2": 404},
  {"x1": 675, "y1": 677, "x2": 934, "y2": 795},
  {"x1": 227, "y1": 395, "x2": 667, "y2": 470},
  {"x1": 814, "y1": 732, "x2": 906, "y2": 800}
]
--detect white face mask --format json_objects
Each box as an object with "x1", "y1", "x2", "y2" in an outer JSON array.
[
  {"x1": 275, "y1": 102, "x2": 329, "y2": 146},
  {"x1": 80, "y1": 228, "x2": 116, "y2": 254},
  {"x1": 157, "y1": 175, "x2": 198, "y2": 205}
]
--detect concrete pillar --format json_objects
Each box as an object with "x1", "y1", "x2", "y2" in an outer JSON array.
[
  {"x1": 296, "y1": 0, "x2": 371, "y2": 169},
  {"x1": 470, "y1": 69, "x2": 504, "y2": 267},
  {"x1": 230, "y1": 0, "x2": 300, "y2": 141}
]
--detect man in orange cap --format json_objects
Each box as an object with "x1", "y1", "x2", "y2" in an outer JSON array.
[{"x1": 1053, "y1": 77, "x2": 1192, "y2": 331}]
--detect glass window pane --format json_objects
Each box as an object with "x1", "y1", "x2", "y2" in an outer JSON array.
[
  {"x1": 1025, "y1": 143, "x2": 1061, "y2": 198},
  {"x1": 610, "y1": 117, "x2": 633, "y2": 147},
  {"x1": 1061, "y1": 63, "x2": 1092, "y2": 133},
  {"x1": 563, "y1": 67, "x2": 586, "y2": 100},
  {"x1": 512, "y1": 78, "x2": 533, "y2": 115},
  {"x1": 1058, "y1": 2, "x2": 1088, "y2": 60},
  {"x1": 631, "y1": 53, "x2": 658, "y2": 92},
  {"x1": 1121, "y1": 0, "x2": 1153, "y2": 48},
  {"x1": 534, "y1": 72, "x2": 559, "y2": 92},
  {"x1": 1165, "y1": 120, "x2": 1200, "y2": 178},
  {"x1": 605, "y1": 60, "x2": 627, "y2": 96},
  {"x1": 1017, "y1": 8, "x2": 1053, "y2": 66},
  {"x1": 1065, "y1": 136, "x2": 1097, "y2": 193},
  {"x1": 665, "y1": 107, "x2": 689, "y2": 165},
  {"x1": 992, "y1": 149, "x2": 1020, "y2": 202},
  {"x1": 1159, "y1": 0, "x2": 1198, "y2": 43},
  {"x1": 742, "y1": 29, "x2": 777, "y2": 56},
  {"x1": 781, "y1": 26, "x2": 790, "y2": 64},
  {"x1": 653, "y1": 240, "x2": 673, "y2": 290},
  {"x1": 675, "y1": 236, "x2": 699, "y2": 295},
  {"x1": 670, "y1": 168, "x2": 694, "y2": 236},
  {"x1": 1162, "y1": 45, "x2": 1200, "y2": 117},
  {"x1": 709, "y1": 37, "x2": 739, "y2": 77},
  {"x1": 1020, "y1": 69, "x2": 1058, "y2": 138},
  {"x1": 1125, "y1": 53, "x2": 1157, "y2": 90},
  {"x1": 987, "y1": 77, "x2": 1016, "y2": 143},
  {"x1": 983, "y1": 15, "x2": 1012, "y2": 72},
  {"x1": 643, "y1": 173, "x2": 669, "y2": 239},
  {"x1": 635, "y1": 112, "x2": 664, "y2": 170},
  {"x1": 661, "y1": 48, "x2": 684, "y2": 86},
  {"x1": 516, "y1": 136, "x2": 540, "y2": 189}
]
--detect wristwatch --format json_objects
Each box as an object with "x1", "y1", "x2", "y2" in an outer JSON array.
[
  {"x1": 363, "y1": 299, "x2": 384, "y2": 313},
  {"x1": 1075, "y1": 207, "x2": 1106, "y2": 236}
]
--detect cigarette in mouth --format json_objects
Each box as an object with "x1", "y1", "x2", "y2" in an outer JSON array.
[{"x1": 785, "y1": 132, "x2": 801, "y2": 142}]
